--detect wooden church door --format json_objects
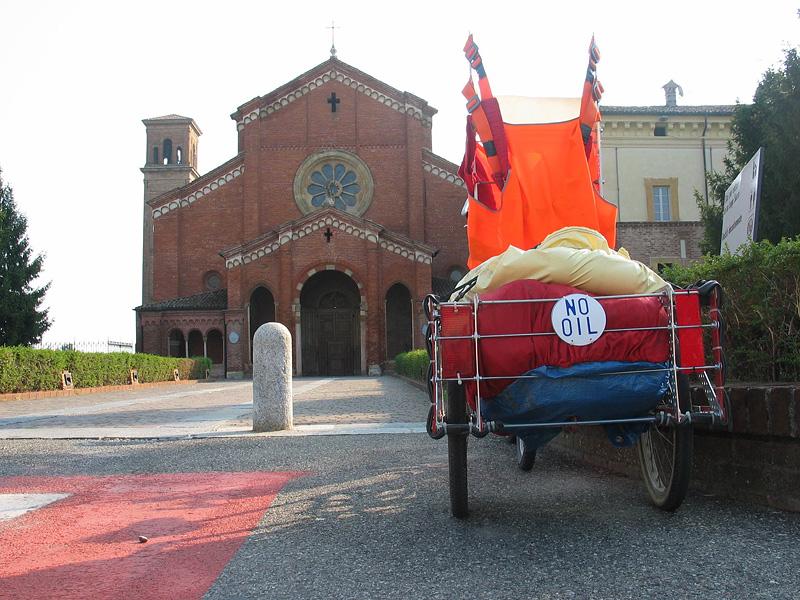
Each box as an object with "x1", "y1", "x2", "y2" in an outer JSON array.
[
  {"x1": 316, "y1": 301, "x2": 356, "y2": 375},
  {"x1": 301, "y1": 274, "x2": 360, "y2": 376}
]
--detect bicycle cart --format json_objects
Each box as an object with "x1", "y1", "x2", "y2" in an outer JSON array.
[
  {"x1": 431, "y1": 36, "x2": 730, "y2": 518},
  {"x1": 425, "y1": 279, "x2": 728, "y2": 519}
]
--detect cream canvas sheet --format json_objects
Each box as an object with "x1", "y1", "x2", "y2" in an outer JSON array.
[{"x1": 452, "y1": 226, "x2": 668, "y2": 301}]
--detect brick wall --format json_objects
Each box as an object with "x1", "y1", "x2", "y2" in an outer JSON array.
[
  {"x1": 147, "y1": 69, "x2": 461, "y2": 306},
  {"x1": 552, "y1": 384, "x2": 800, "y2": 512},
  {"x1": 617, "y1": 221, "x2": 704, "y2": 267}
]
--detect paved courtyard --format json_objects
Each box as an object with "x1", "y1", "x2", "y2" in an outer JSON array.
[
  {"x1": 1, "y1": 376, "x2": 799, "y2": 599},
  {"x1": 0, "y1": 376, "x2": 428, "y2": 439}
]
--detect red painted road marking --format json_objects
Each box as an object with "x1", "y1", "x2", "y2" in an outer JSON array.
[{"x1": 0, "y1": 472, "x2": 303, "y2": 599}]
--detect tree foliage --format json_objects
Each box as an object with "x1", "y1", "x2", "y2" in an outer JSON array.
[
  {"x1": 663, "y1": 238, "x2": 800, "y2": 383},
  {"x1": 0, "y1": 169, "x2": 50, "y2": 346},
  {"x1": 699, "y1": 46, "x2": 800, "y2": 252}
]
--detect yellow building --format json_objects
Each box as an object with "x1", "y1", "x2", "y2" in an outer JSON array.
[{"x1": 601, "y1": 82, "x2": 735, "y2": 269}]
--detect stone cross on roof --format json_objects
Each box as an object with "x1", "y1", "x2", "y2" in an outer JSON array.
[{"x1": 327, "y1": 20, "x2": 339, "y2": 57}]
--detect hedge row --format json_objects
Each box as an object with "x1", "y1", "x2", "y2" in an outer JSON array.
[
  {"x1": 394, "y1": 349, "x2": 428, "y2": 382},
  {"x1": 0, "y1": 347, "x2": 213, "y2": 394},
  {"x1": 663, "y1": 238, "x2": 800, "y2": 382}
]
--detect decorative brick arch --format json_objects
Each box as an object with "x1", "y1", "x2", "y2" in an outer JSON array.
[
  {"x1": 293, "y1": 263, "x2": 366, "y2": 308},
  {"x1": 246, "y1": 281, "x2": 277, "y2": 301},
  {"x1": 383, "y1": 278, "x2": 414, "y2": 298}
]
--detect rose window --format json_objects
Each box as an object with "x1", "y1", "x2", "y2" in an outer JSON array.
[
  {"x1": 306, "y1": 163, "x2": 361, "y2": 211},
  {"x1": 294, "y1": 150, "x2": 373, "y2": 216}
]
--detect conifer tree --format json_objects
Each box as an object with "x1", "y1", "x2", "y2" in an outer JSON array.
[{"x1": 0, "y1": 169, "x2": 50, "y2": 346}]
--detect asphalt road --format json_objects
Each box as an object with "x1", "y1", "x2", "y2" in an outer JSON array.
[{"x1": 1, "y1": 434, "x2": 798, "y2": 599}]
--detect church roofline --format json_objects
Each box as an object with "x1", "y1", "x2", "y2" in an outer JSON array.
[
  {"x1": 220, "y1": 207, "x2": 436, "y2": 269},
  {"x1": 422, "y1": 149, "x2": 465, "y2": 189},
  {"x1": 142, "y1": 114, "x2": 203, "y2": 136},
  {"x1": 149, "y1": 153, "x2": 245, "y2": 218},
  {"x1": 602, "y1": 104, "x2": 736, "y2": 117},
  {"x1": 230, "y1": 57, "x2": 438, "y2": 131}
]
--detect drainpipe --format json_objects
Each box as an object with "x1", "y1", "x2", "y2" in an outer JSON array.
[
  {"x1": 701, "y1": 115, "x2": 709, "y2": 203},
  {"x1": 614, "y1": 146, "x2": 621, "y2": 221}
]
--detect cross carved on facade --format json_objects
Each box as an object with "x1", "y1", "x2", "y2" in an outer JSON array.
[
  {"x1": 324, "y1": 227, "x2": 334, "y2": 242},
  {"x1": 327, "y1": 92, "x2": 340, "y2": 113}
]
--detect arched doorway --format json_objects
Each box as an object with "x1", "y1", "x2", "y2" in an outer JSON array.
[
  {"x1": 187, "y1": 330, "x2": 204, "y2": 358},
  {"x1": 168, "y1": 329, "x2": 186, "y2": 357},
  {"x1": 207, "y1": 329, "x2": 224, "y2": 364},
  {"x1": 300, "y1": 270, "x2": 361, "y2": 376},
  {"x1": 385, "y1": 283, "x2": 412, "y2": 360},
  {"x1": 249, "y1": 286, "x2": 276, "y2": 358}
]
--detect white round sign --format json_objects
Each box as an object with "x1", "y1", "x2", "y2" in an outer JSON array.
[
  {"x1": 228, "y1": 331, "x2": 240, "y2": 344},
  {"x1": 551, "y1": 293, "x2": 606, "y2": 346}
]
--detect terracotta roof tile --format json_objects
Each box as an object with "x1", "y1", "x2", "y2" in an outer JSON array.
[
  {"x1": 602, "y1": 105, "x2": 736, "y2": 116},
  {"x1": 136, "y1": 289, "x2": 227, "y2": 312}
]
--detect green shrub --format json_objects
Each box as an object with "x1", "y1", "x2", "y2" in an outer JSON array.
[
  {"x1": 394, "y1": 349, "x2": 429, "y2": 382},
  {"x1": 662, "y1": 238, "x2": 800, "y2": 382},
  {"x1": 0, "y1": 348, "x2": 212, "y2": 394}
]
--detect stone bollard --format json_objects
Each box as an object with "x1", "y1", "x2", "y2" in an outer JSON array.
[{"x1": 252, "y1": 322, "x2": 293, "y2": 432}]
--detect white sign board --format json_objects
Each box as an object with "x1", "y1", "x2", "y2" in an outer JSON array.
[
  {"x1": 721, "y1": 148, "x2": 764, "y2": 254},
  {"x1": 551, "y1": 294, "x2": 606, "y2": 346}
]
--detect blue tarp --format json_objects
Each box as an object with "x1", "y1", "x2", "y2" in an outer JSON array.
[{"x1": 481, "y1": 361, "x2": 670, "y2": 450}]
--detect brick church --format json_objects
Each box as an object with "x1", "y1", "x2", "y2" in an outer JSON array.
[{"x1": 135, "y1": 54, "x2": 468, "y2": 377}]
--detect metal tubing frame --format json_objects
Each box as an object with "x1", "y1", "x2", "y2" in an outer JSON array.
[
  {"x1": 431, "y1": 287, "x2": 725, "y2": 436},
  {"x1": 437, "y1": 364, "x2": 721, "y2": 383},
  {"x1": 494, "y1": 416, "x2": 658, "y2": 430},
  {"x1": 436, "y1": 323, "x2": 715, "y2": 342}
]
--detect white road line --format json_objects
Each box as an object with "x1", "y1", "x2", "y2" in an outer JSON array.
[{"x1": 0, "y1": 493, "x2": 70, "y2": 521}]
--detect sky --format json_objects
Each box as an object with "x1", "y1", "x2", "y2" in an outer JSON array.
[{"x1": 0, "y1": 0, "x2": 797, "y2": 345}]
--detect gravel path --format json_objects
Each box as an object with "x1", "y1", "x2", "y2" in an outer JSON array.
[{"x1": 1, "y1": 435, "x2": 797, "y2": 599}]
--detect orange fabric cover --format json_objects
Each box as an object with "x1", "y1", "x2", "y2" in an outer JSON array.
[{"x1": 464, "y1": 117, "x2": 617, "y2": 269}]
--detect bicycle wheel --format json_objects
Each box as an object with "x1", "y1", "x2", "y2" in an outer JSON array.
[
  {"x1": 516, "y1": 435, "x2": 536, "y2": 472},
  {"x1": 637, "y1": 373, "x2": 693, "y2": 511},
  {"x1": 446, "y1": 381, "x2": 469, "y2": 519}
]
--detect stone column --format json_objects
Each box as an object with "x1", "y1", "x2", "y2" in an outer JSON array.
[
  {"x1": 293, "y1": 302, "x2": 303, "y2": 376},
  {"x1": 252, "y1": 323, "x2": 293, "y2": 432}
]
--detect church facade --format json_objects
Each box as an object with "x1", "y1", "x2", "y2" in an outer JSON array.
[{"x1": 136, "y1": 57, "x2": 468, "y2": 377}]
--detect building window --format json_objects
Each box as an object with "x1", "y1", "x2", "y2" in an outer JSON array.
[
  {"x1": 448, "y1": 266, "x2": 466, "y2": 283},
  {"x1": 654, "y1": 124, "x2": 667, "y2": 137},
  {"x1": 163, "y1": 138, "x2": 173, "y2": 165},
  {"x1": 204, "y1": 271, "x2": 222, "y2": 291},
  {"x1": 306, "y1": 163, "x2": 361, "y2": 211},
  {"x1": 152, "y1": 146, "x2": 159, "y2": 164},
  {"x1": 294, "y1": 150, "x2": 374, "y2": 217},
  {"x1": 176, "y1": 146, "x2": 183, "y2": 164},
  {"x1": 650, "y1": 258, "x2": 682, "y2": 275},
  {"x1": 653, "y1": 186, "x2": 671, "y2": 221},
  {"x1": 645, "y1": 178, "x2": 679, "y2": 222}
]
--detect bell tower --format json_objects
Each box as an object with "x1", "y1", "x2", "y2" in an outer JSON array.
[{"x1": 140, "y1": 115, "x2": 202, "y2": 305}]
